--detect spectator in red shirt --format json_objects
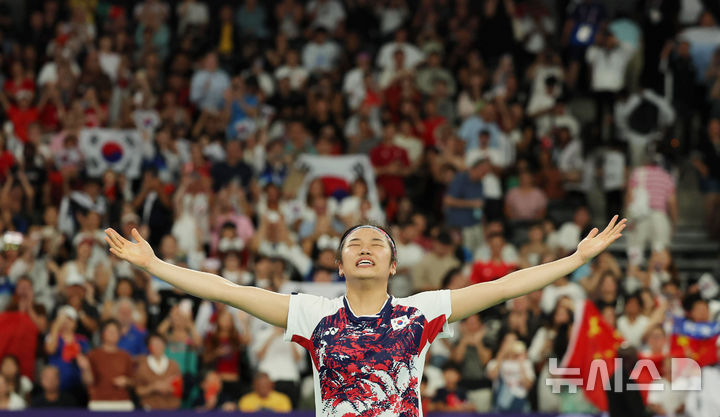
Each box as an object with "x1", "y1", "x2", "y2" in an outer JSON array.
[
  {"x1": 202, "y1": 309, "x2": 247, "y2": 401},
  {"x1": 470, "y1": 232, "x2": 518, "y2": 284},
  {"x1": 0, "y1": 89, "x2": 42, "y2": 144},
  {"x1": 0, "y1": 134, "x2": 16, "y2": 181},
  {"x1": 370, "y1": 123, "x2": 411, "y2": 215},
  {"x1": 420, "y1": 100, "x2": 447, "y2": 147},
  {"x1": 3, "y1": 61, "x2": 35, "y2": 99}
]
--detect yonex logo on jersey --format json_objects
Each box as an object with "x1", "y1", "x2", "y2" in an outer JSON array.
[
  {"x1": 391, "y1": 316, "x2": 410, "y2": 330},
  {"x1": 322, "y1": 327, "x2": 339, "y2": 336}
]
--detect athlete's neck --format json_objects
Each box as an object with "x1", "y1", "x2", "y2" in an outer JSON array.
[{"x1": 345, "y1": 283, "x2": 390, "y2": 316}]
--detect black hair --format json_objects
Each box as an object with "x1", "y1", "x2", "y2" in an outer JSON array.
[
  {"x1": 441, "y1": 267, "x2": 464, "y2": 289},
  {"x1": 441, "y1": 361, "x2": 462, "y2": 373},
  {"x1": 100, "y1": 318, "x2": 121, "y2": 337},
  {"x1": 624, "y1": 291, "x2": 642, "y2": 306},
  {"x1": 552, "y1": 323, "x2": 571, "y2": 358},
  {"x1": 435, "y1": 229, "x2": 453, "y2": 245},
  {"x1": 335, "y1": 223, "x2": 398, "y2": 265},
  {"x1": 0, "y1": 355, "x2": 21, "y2": 392},
  {"x1": 145, "y1": 332, "x2": 166, "y2": 346},
  {"x1": 220, "y1": 221, "x2": 236, "y2": 230},
  {"x1": 486, "y1": 231, "x2": 505, "y2": 241},
  {"x1": 682, "y1": 293, "x2": 707, "y2": 313}
]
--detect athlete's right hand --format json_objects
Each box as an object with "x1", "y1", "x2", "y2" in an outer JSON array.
[{"x1": 105, "y1": 227, "x2": 156, "y2": 270}]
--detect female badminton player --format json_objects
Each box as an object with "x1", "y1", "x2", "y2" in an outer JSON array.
[{"x1": 105, "y1": 215, "x2": 626, "y2": 417}]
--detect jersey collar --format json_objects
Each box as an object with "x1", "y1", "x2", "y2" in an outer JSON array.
[{"x1": 343, "y1": 295, "x2": 393, "y2": 322}]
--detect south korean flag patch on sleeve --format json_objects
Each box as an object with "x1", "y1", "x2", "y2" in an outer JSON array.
[{"x1": 391, "y1": 315, "x2": 410, "y2": 331}]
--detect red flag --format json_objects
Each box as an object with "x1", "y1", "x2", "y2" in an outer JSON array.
[
  {"x1": 560, "y1": 301, "x2": 624, "y2": 411},
  {"x1": 670, "y1": 334, "x2": 718, "y2": 367},
  {"x1": 0, "y1": 312, "x2": 38, "y2": 379},
  {"x1": 171, "y1": 375, "x2": 184, "y2": 399}
]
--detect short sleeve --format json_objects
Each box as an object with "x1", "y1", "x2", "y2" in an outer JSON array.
[
  {"x1": 398, "y1": 289, "x2": 454, "y2": 341},
  {"x1": 283, "y1": 293, "x2": 340, "y2": 342}
]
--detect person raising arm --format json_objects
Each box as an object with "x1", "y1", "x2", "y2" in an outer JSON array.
[
  {"x1": 104, "y1": 228, "x2": 289, "y2": 328},
  {"x1": 449, "y1": 215, "x2": 626, "y2": 322},
  {"x1": 106, "y1": 216, "x2": 625, "y2": 417}
]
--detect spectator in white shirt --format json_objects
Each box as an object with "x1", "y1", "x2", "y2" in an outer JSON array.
[
  {"x1": 553, "y1": 127, "x2": 587, "y2": 204},
  {"x1": 306, "y1": 0, "x2": 345, "y2": 33},
  {"x1": 301, "y1": 27, "x2": 341, "y2": 74},
  {"x1": 0, "y1": 374, "x2": 25, "y2": 410},
  {"x1": 600, "y1": 143, "x2": 627, "y2": 219},
  {"x1": 274, "y1": 50, "x2": 308, "y2": 91},
  {"x1": 616, "y1": 292, "x2": 650, "y2": 348},
  {"x1": 377, "y1": 0, "x2": 409, "y2": 36},
  {"x1": 176, "y1": 0, "x2": 209, "y2": 34},
  {"x1": 486, "y1": 334, "x2": 535, "y2": 413},
  {"x1": 379, "y1": 48, "x2": 411, "y2": 89},
  {"x1": 97, "y1": 36, "x2": 120, "y2": 82},
  {"x1": 474, "y1": 220, "x2": 520, "y2": 264},
  {"x1": 526, "y1": 75, "x2": 562, "y2": 130},
  {"x1": 342, "y1": 52, "x2": 372, "y2": 110},
  {"x1": 547, "y1": 206, "x2": 592, "y2": 255},
  {"x1": 586, "y1": 29, "x2": 634, "y2": 140},
  {"x1": 539, "y1": 273, "x2": 586, "y2": 315},
  {"x1": 248, "y1": 318, "x2": 304, "y2": 408},
  {"x1": 37, "y1": 51, "x2": 81, "y2": 87},
  {"x1": 376, "y1": 28, "x2": 425, "y2": 70}
]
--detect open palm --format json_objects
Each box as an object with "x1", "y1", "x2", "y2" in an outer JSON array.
[
  {"x1": 576, "y1": 215, "x2": 627, "y2": 263},
  {"x1": 104, "y1": 228, "x2": 156, "y2": 270}
]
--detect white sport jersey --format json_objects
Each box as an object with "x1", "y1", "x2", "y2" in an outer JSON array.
[{"x1": 284, "y1": 289, "x2": 453, "y2": 417}]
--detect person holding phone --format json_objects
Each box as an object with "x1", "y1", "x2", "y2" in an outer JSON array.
[{"x1": 105, "y1": 216, "x2": 626, "y2": 416}]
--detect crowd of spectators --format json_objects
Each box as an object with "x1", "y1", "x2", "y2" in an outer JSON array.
[{"x1": 0, "y1": 0, "x2": 719, "y2": 414}]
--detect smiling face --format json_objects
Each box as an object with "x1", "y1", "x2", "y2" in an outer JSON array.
[{"x1": 337, "y1": 227, "x2": 397, "y2": 282}]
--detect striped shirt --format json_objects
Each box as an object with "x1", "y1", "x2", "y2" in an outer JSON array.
[{"x1": 628, "y1": 166, "x2": 675, "y2": 212}]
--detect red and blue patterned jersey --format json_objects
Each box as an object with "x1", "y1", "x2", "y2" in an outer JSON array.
[{"x1": 284, "y1": 289, "x2": 453, "y2": 417}]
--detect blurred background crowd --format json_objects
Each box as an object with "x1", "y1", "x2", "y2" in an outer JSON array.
[{"x1": 0, "y1": 0, "x2": 719, "y2": 415}]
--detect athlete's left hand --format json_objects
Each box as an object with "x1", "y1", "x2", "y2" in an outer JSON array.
[{"x1": 576, "y1": 215, "x2": 627, "y2": 263}]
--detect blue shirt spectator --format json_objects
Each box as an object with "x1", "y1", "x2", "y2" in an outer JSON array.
[
  {"x1": 223, "y1": 78, "x2": 259, "y2": 140},
  {"x1": 236, "y1": 0, "x2": 269, "y2": 39},
  {"x1": 118, "y1": 324, "x2": 148, "y2": 356},
  {"x1": 444, "y1": 157, "x2": 488, "y2": 228},
  {"x1": 458, "y1": 107, "x2": 502, "y2": 152},
  {"x1": 48, "y1": 335, "x2": 90, "y2": 392},
  {"x1": 190, "y1": 53, "x2": 231, "y2": 112}
]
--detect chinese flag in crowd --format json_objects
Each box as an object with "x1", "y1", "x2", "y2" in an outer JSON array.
[
  {"x1": 670, "y1": 317, "x2": 720, "y2": 367},
  {"x1": 560, "y1": 300, "x2": 624, "y2": 411}
]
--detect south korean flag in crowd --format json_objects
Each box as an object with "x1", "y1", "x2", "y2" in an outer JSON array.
[{"x1": 79, "y1": 128, "x2": 144, "y2": 179}]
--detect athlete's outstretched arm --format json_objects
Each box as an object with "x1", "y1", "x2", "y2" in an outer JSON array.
[
  {"x1": 449, "y1": 215, "x2": 627, "y2": 322},
  {"x1": 105, "y1": 228, "x2": 289, "y2": 328}
]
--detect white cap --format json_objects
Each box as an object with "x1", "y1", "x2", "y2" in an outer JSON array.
[
  {"x1": 59, "y1": 305, "x2": 78, "y2": 321},
  {"x1": 275, "y1": 67, "x2": 291, "y2": 80},
  {"x1": 698, "y1": 273, "x2": 719, "y2": 300},
  {"x1": 465, "y1": 150, "x2": 490, "y2": 168},
  {"x1": 65, "y1": 270, "x2": 86, "y2": 287}
]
